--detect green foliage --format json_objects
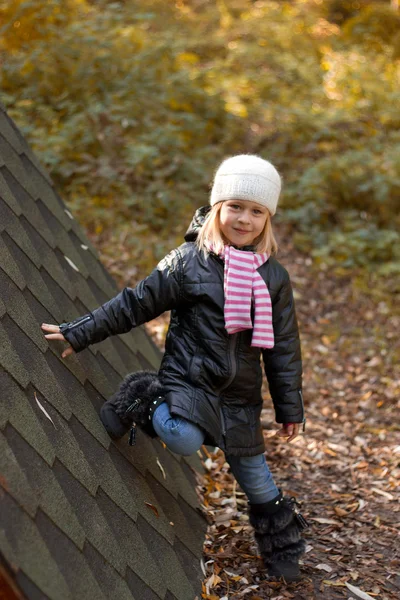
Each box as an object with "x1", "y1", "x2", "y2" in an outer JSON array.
[
  {"x1": 0, "y1": 0, "x2": 244, "y2": 271},
  {"x1": 284, "y1": 146, "x2": 400, "y2": 224},
  {"x1": 321, "y1": 0, "x2": 375, "y2": 24},
  {"x1": 343, "y1": 3, "x2": 400, "y2": 49},
  {"x1": 1, "y1": 0, "x2": 399, "y2": 282}
]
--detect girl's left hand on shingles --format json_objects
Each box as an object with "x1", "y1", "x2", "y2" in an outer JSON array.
[{"x1": 277, "y1": 422, "x2": 300, "y2": 443}]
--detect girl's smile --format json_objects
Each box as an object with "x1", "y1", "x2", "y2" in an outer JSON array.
[{"x1": 219, "y1": 199, "x2": 269, "y2": 247}]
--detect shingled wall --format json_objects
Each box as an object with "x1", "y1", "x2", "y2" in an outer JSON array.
[{"x1": 0, "y1": 104, "x2": 207, "y2": 600}]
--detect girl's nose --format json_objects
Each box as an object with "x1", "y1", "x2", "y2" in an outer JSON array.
[{"x1": 238, "y1": 212, "x2": 250, "y2": 223}]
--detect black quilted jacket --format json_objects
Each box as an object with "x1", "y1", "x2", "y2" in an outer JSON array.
[{"x1": 61, "y1": 206, "x2": 304, "y2": 456}]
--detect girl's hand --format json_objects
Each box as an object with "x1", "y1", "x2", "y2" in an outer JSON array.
[
  {"x1": 277, "y1": 423, "x2": 300, "y2": 443},
  {"x1": 41, "y1": 323, "x2": 75, "y2": 359}
]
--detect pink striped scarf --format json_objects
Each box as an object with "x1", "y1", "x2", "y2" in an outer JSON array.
[{"x1": 211, "y1": 244, "x2": 275, "y2": 349}]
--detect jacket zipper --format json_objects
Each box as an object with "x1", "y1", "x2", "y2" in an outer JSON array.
[
  {"x1": 298, "y1": 389, "x2": 306, "y2": 432},
  {"x1": 66, "y1": 315, "x2": 92, "y2": 331},
  {"x1": 217, "y1": 333, "x2": 239, "y2": 438},
  {"x1": 220, "y1": 406, "x2": 227, "y2": 436},
  {"x1": 216, "y1": 332, "x2": 238, "y2": 396}
]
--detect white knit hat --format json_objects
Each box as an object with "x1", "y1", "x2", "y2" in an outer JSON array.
[{"x1": 210, "y1": 154, "x2": 282, "y2": 216}]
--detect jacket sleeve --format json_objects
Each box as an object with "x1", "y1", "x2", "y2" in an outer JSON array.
[
  {"x1": 262, "y1": 271, "x2": 304, "y2": 424},
  {"x1": 59, "y1": 248, "x2": 183, "y2": 353}
]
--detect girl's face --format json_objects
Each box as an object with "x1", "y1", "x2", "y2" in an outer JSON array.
[{"x1": 219, "y1": 200, "x2": 269, "y2": 248}]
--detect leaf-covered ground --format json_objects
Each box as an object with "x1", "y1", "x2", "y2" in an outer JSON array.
[{"x1": 140, "y1": 226, "x2": 399, "y2": 600}]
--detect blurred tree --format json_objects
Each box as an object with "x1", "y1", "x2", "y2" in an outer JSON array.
[{"x1": 1, "y1": 0, "x2": 399, "y2": 279}]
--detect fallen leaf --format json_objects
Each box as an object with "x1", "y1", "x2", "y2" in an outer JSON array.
[
  {"x1": 200, "y1": 558, "x2": 206, "y2": 576},
  {"x1": 316, "y1": 563, "x2": 333, "y2": 572},
  {"x1": 224, "y1": 569, "x2": 239, "y2": 578},
  {"x1": 156, "y1": 457, "x2": 166, "y2": 479},
  {"x1": 144, "y1": 502, "x2": 159, "y2": 517},
  {"x1": 239, "y1": 585, "x2": 259, "y2": 595},
  {"x1": 371, "y1": 487, "x2": 394, "y2": 500},
  {"x1": 365, "y1": 356, "x2": 381, "y2": 367},
  {"x1": 311, "y1": 517, "x2": 341, "y2": 525},
  {"x1": 322, "y1": 580, "x2": 346, "y2": 587},
  {"x1": 205, "y1": 573, "x2": 222, "y2": 594},
  {"x1": 345, "y1": 582, "x2": 376, "y2": 599},
  {"x1": 64, "y1": 255, "x2": 80, "y2": 272},
  {"x1": 334, "y1": 506, "x2": 348, "y2": 517},
  {"x1": 34, "y1": 392, "x2": 56, "y2": 428}
]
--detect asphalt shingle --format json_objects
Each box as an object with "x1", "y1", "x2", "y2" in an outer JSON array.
[
  {"x1": 1, "y1": 165, "x2": 54, "y2": 248},
  {"x1": 1, "y1": 494, "x2": 72, "y2": 600},
  {"x1": 31, "y1": 404, "x2": 98, "y2": 496},
  {"x1": 44, "y1": 351, "x2": 111, "y2": 448},
  {"x1": 0, "y1": 111, "x2": 25, "y2": 154},
  {"x1": 53, "y1": 461, "x2": 126, "y2": 575},
  {"x1": 0, "y1": 169, "x2": 22, "y2": 214},
  {"x1": 36, "y1": 510, "x2": 108, "y2": 600},
  {"x1": 0, "y1": 430, "x2": 38, "y2": 518},
  {"x1": 0, "y1": 106, "x2": 205, "y2": 600},
  {"x1": 0, "y1": 319, "x2": 30, "y2": 388},
  {"x1": 20, "y1": 216, "x2": 73, "y2": 306},
  {"x1": 34, "y1": 200, "x2": 89, "y2": 277},
  {"x1": 3, "y1": 315, "x2": 72, "y2": 420},
  {"x1": 2, "y1": 231, "x2": 60, "y2": 316},
  {"x1": 146, "y1": 473, "x2": 204, "y2": 558},
  {"x1": 96, "y1": 488, "x2": 166, "y2": 598},
  {"x1": 109, "y1": 444, "x2": 175, "y2": 544},
  {"x1": 126, "y1": 569, "x2": 162, "y2": 600},
  {"x1": 84, "y1": 542, "x2": 139, "y2": 600},
  {"x1": 0, "y1": 267, "x2": 47, "y2": 352},
  {"x1": 19, "y1": 154, "x2": 73, "y2": 230},
  {"x1": 136, "y1": 515, "x2": 195, "y2": 600},
  {"x1": 0, "y1": 232, "x2": 26, "y2": 290},
  {"x1": 5, "y1": 425, "x2": 86, "y2": 549},
  {"x1": 0, "y1": 196, "x2": 41, "y2": 268},
  {"x1": 0, "y1": 371, "x2": 55, "y2": 466},
  {"x1": 70, "y1": 416, "x2": 138, "y2": 521}
]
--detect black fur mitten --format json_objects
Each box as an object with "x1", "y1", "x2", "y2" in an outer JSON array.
[
  {"x1": 100, "y1": 370, "x2": 165, "y2": 441},
  {"x1": 114, "y1": 370, "x2": 164, "y2": 422}
]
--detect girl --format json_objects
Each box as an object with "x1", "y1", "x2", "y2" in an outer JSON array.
[{"x1": 41, "y1": 154, "x2": 308, "y2": 583}]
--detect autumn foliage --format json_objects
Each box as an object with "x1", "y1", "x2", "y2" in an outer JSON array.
[{"x1": 1, "y1": 0, "x2": 399, "y2": 286}]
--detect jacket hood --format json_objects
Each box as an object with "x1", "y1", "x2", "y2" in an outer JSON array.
[{"x1": 184, "y1": 205, "x2": 211, "y2": 242}]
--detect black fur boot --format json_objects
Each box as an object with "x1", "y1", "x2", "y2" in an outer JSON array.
[
  {"x1": 100, "y1": 370, "x2": 165, "y2": 444},
  {"x1": 249, "y1": 492, "x2": 308, "y2": 583}
]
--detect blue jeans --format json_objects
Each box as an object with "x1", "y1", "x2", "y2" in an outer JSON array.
[
  {"x1": 153, "y1": 401, "x2": 205, "y2": 456},
  {"x1": 153, "y1": 402, "x2": 279, "y2": 504}
]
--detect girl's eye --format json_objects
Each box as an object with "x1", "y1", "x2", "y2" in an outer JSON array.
[
  {"x1": 231, "y1": 204, "x2": 241, "y2": 209},
  {"x1": 253, "y1": 210, "x2": 262, "y2": 215}
]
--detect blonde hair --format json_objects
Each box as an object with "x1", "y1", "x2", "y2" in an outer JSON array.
[{"x1": 196, "y1": 202, "x2": 278, "y2": 256}]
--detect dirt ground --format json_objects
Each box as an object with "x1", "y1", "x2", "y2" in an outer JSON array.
[{"x1": 145, "y1": 226, "x2": 400, "y2": 600}]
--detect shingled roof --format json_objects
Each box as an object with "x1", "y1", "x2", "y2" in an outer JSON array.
[{"x1": 0, "y1": 104, "x2": 207, "y2": 600}]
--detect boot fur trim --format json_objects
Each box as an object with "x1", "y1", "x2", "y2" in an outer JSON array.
[
  {"x1": 249, "y1": 496, "x2": 306, "y2": 572},
  {"x1": 115, "y1": 370, "x2": 164, "y2": 423},
  {"x1": 249, "y1": 498, "x2": 297, "y2": 536},
  {"x1": 270, "y1": 538, "x2": 306, "y2": 565}
]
